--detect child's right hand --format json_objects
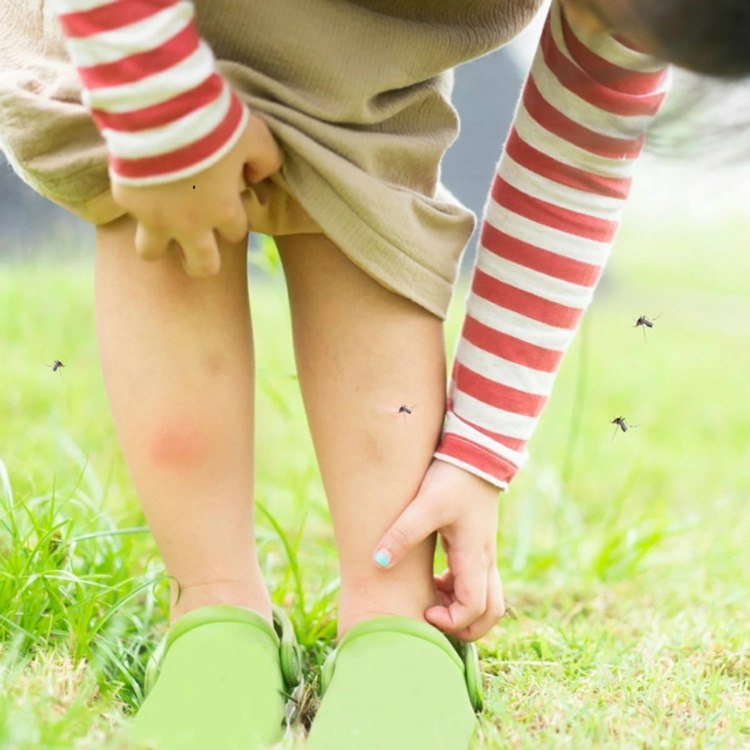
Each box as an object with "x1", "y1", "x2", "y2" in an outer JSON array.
[
  {"x1": 373, "y1": 459, "x2": 505, "y2": 642},
  {"x1": 110, "y1": 112, "x2": 282, "y2": 277}
]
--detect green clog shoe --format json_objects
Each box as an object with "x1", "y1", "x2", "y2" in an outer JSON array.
[
  {"x1": 131, "y1": 604, "x2": 302, "y2": 749},
  {"x1": 306, "y1": 616, "x2": 484, "y2": 750}
]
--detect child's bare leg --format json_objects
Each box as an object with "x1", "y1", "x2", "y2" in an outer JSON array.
[
  {"x1": 95, "y1": 215, "x2": 271, "y2": 624},
  {"x1": 276, "y1": 233, "x2": 444, "y2": 638}
]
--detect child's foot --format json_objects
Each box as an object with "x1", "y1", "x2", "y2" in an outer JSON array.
[
  {"x1": 131, "y1": 604, "x2": 302, "y2": 750},
  {"x1": 306, "y1": 616, "x2": 483, "y2": 750}
]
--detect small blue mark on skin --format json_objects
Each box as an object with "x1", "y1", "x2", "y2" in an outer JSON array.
[{"x1": 374, "y1": 549, "x2": 391, "y2": 568}]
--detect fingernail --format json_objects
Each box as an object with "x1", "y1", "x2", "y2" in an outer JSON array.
[{"x1": 373, "y1": 549, "x2": 391, "y2": 568}]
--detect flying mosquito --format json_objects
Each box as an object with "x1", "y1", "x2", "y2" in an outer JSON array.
[
  {"x1": 610, "y1": 416, "x2": 638, "y2": 441},
  {"x1": 634, "y1": 313, "x2": 661, "y2": 342},
  {"x1": 46, "y1": 360, "x2": 65, "y2": 372},
  {"x1": 397, "y1": 403, "x2": 417, "y2": 424}
]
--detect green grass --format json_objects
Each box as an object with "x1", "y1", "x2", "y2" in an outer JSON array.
[{"x1": 1, "y1": 217, "x2": 749, "y2": 748}]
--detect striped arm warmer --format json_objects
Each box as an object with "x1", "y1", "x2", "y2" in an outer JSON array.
[
  {"x1": 434, "y1": 3, "x2": 670, "y2": 490},
  {"x1": 49, "y1": 0, "x2": 248, "y2": 186}
]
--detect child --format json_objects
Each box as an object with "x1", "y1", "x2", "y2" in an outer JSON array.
[{"x1": 1, "y1": 0, "x2": 747, "y2": 748}]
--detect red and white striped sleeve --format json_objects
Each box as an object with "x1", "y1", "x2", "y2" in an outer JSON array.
[
  {"x1": 49, "y1": 0, "x2": 248, "y2": 186},
  {"x1": 434, "y1": 2, "x2": 670, "y2": 490}
]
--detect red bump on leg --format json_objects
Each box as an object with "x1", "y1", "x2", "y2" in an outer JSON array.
[{"x1": 148, "y1": 420, "x2": 208, "y2": 470}]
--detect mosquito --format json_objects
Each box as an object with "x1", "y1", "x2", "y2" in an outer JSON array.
[
  {"x1": 610, "y1": 416, "x2": 638, "y2": 441},
  {"x1": 47, "y1": 360, "x2": 65, "y2": 372},
  {"x1": 634, "y1": 313, "x2": 661, "y2": 342},
  {"x1": 397, "y1": 403, "x2": 417, "y2": 424}
]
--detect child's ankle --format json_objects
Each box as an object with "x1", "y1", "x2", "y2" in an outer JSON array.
[
  {"x1": 337, "y1": 579, "x2": 440, "y2": 639},
  {"x1": 169, "y1": 579, "x2": 273, "y2": 625}
]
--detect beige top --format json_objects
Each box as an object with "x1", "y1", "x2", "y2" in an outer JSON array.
[
  {"x1": 198, "y1": 0, "x2": 544, "y2": 316},
  {"x1": 0, "y1": 0, "x2": 542, "y2": 316}
]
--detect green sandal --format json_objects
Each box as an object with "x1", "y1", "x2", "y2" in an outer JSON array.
[
  {"x1": 306, "y1": 616, "x2": 484, "y2": 750},
  {"x1": 131, "y1": 604, "x2": 302, "y2": 750}
]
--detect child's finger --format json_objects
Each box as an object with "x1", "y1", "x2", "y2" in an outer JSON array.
[
  {"x1": 424, "y1": 553, "x2": 488, "y2": 634},
  {"x1": 216, "y1": 196, "x2": 249, "y2": 245},
  {"x1": 372, "y1": 496, "x2": 446, "y2": 570},
  {"x1": 437, "y1": 589, "x2": 452, "y2": 608},
  {"x1": 134, "y1": 223, "x2": 170, "y2": 262},
  {"x1": 434, "y1": 569, "x2": 454, "y2": 592},
  {"x1": 179, "y1": 232, "x2": 222, "y2": 277},
  {"x1": 453, "y1": 565, "x2": 505, "y2": 642},
  {"x1": 433, "y1": 570, "x2": 455, "y2": 612},
  {"x1": 243, "y1": 114, "x2": 283, "y2": 184}
]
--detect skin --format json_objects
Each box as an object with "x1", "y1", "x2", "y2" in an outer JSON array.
[
  {"x1": 560, "y1": 0, "x2": 665, "y2": 57},
  {"x1": 95, "y1": 215, "x2": 274, "y2": 625}
]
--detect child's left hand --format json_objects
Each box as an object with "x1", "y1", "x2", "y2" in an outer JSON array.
[
  {"x1": 373, "y1": 459, "x2": 505, "y2": 641},
  {"x1": 109, "y1": 112, "x2": 282, "y2": 277}
]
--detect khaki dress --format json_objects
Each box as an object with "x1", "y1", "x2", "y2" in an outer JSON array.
[{"x1": 0, "y1": 0, "x2": 542, "y2": 317}]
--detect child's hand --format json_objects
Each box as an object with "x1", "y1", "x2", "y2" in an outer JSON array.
[
  {"x1": 110, "y1": 112, "x2": 282, "y2": 277},
  {"x1": 373, "y1": 459, "x2": 505, "y2": 641}
]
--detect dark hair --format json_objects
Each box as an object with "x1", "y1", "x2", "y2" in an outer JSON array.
[{"x1": 637, "y1": 0, "x2": 750, "y2": 79}]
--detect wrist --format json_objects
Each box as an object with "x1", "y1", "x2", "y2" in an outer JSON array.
[{"x1": 431, "y1": 458, "x2": 501, "y2": 504}]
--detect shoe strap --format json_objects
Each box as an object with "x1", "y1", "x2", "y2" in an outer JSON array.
[
  {"x1": 447, "y1": 637, "x2": 484, "y2": 713},
  {"x1": 272, "y1": 605, "x2": 303, "y2": 691}
]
